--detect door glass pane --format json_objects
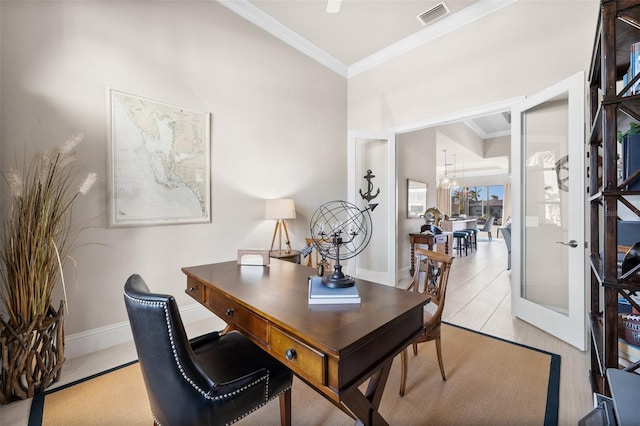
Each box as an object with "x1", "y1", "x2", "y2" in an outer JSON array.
[{"x1": 521, "y1": 94, "x2": 569, "y2": 315}]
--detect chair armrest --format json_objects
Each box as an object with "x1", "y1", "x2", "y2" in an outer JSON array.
[
  {"x1": 206, "y1": 368, "x2": 270, "y2": 400},
  {"x1": 189, "y1": 331, "x2": 221, "y2": 350}
]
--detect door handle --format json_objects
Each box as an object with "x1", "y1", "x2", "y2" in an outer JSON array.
[{"x1": 556, "y1": 240, "x2": 578, "y2": 248}]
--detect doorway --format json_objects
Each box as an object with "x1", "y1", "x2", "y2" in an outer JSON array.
[
  {"x1": 393, "y1": 100, "x2": 516, "y2": 280},
  {"x1": 349, "y1": 73, "x2": 587, "y2": 350}
]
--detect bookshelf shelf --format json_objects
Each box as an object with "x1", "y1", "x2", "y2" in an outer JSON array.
[{"x1": 588, "y1": 0, "x2": 640, "y2": 397}]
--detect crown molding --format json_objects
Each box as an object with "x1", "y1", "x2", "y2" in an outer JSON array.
[
  {"x1": 216, "y1": 0, "x2": 349, "y2": 77},
  {"x1": 347, "y1": 0, "x2": 517, "y2": 78},
  {"x1": 217, "y1": 0, "x2": 517, "y2": 79}
]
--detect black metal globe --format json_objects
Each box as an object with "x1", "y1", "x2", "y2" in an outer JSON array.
[{"x1": 309, "y1": 200, "x2": 375, "y2": 288}]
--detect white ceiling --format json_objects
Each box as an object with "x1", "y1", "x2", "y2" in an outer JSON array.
[
  {"x1": 220, "y1": 0, "x2": 512, "y2": 176},
  {"x1": 248, "y1": 0, "x2": 479, "y2": 65}
]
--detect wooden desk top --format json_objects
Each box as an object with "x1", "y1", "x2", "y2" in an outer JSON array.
[
  {"x1": 183, "y1": 260, "x2": 429, "y2": 424},
  {"x1": 182, "y1": 260, "x2": 428, "y2": 360}
]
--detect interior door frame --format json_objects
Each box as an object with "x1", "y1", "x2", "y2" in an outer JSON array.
[
  {"x1": 510, "y1": 71, "x2": 586, "y2": 351},
  {"x1": 347, "y1": 130, "x2": 397, "y2": 286},
  {"x1": 347, "y1": 99, "x2": 522, "y2": 288},
  {"x1": 349, "y1": 75, "x2": 586, "y2": 349}
]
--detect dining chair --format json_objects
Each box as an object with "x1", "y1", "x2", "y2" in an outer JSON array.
[
  {"x1": 479, "y1": 215, "x2": 496, "y2": 241},
  {"x1": 500, "y1": 223, "x2": 512, "y2": 270},
  {"x1": 124, "y1": 274, "x2": 293, "y2": 426},
  {"x1": 399, "y1": 248, "x2": 455, "y2": 397}
]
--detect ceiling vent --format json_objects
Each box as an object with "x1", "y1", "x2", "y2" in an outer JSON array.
[{"x1": 416, "y1": 2, "x2": 450, "y2": 26}]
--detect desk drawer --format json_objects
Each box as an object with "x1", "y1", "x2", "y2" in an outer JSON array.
[
  {"x1": 185, "y1": 278, "x2": 205, "y2": 303},
  {"x1": 270, "y1": 326, "x2": 325, "y2": 385},
  {"x1": 207, "y1": 291, "x2": 268, "y2": 345}
]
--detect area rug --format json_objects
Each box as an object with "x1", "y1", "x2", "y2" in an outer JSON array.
[{"x1": 29, "y1": 323, "x2": 560, "y2": 425}]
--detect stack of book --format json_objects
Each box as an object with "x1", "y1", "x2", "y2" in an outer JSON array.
[
  {"x1": 308, "y1": 275, "x2": 360, "y2": 305},
  {"x1": 618, "y1": 313, "x2": 640, "y2": 368},
  {"x1": 618, "y1": 294, "x2": 640, "y2": 314}
]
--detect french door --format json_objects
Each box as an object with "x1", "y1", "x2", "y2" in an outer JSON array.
[{"x1": 511, "y1": 72, "x2": 587, "y2": 350}]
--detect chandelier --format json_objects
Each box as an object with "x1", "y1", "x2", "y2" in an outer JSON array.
[
  {"x1": 450, "y1": 153, "x2": 459, "y2": 190},
  {"x1": 439, "y1": 150, "x2": 451, "y2": 189}
]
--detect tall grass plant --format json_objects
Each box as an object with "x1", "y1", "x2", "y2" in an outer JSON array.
[{"x1": 0, "y1": 134, "x2": 96, "y2": 327}]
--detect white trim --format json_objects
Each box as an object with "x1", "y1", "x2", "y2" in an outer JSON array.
[
  {"x1": 216, "y1": 0, "x2": 516, "y2": 79},
  {"x1": 216, "y1": 0, "x2": 348, "y2": 77},
  {"x1": 65, "y1": 303, "x2": 219, "y2": 359},
  {"x1": 510, "y1": 72, "x2": 587, "y2": 351},
  {"x1": 462, "y1": 119, "x2": 511, "y2": 140},
  {"x1": 390, "y1": 97, "x2": 523, "y2": 135},
  {"x1": 348, "y1": 0, "x2": 516, "y2": 78},
  {"x1": 347, "y1": 131, "x2": 397, "y2": 287}
]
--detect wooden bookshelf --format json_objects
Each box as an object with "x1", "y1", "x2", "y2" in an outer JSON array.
[{"x1": 588, "y1": 0, "x2": 640, "y2": 396}]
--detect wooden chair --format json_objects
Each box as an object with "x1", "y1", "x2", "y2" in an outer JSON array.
[{"x1": 399, "y1": 247, "x2": 455, "y2": 397}]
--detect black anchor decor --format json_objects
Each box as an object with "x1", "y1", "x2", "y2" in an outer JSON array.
[{"x1": 359, "y1": 169, "x2": 380, "y2": 203}]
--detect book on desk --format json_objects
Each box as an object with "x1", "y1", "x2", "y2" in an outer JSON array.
[{"x1": 308, "y1": 275, "x2": 361, "y2": 305}]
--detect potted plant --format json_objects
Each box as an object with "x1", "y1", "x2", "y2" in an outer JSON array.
[{"x1": 0, "y1": 134, "x2": 96, "y2": 403}]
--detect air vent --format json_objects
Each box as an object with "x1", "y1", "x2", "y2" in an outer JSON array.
[{"x1": 416, "y1": 2, "x2": 450, "y2": 26}]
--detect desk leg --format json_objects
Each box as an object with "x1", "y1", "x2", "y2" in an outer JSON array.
[{"x1": 341, "y1": 361, "x2": 392, "y2": 426}]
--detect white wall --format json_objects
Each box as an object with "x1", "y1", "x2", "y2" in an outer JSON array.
[
  {"x1": 348, "y1": 1, "x2": 599, "y2": 130},
  {"x1": 348, "y1": 0, "x2": 599, "y2": 276},
  {"x1": 0, "y1": 1, "x2": 347, "y2": 336},
  {"x1": 0, "y1": 0, "x2": 601, "y2": 353},
  {"x1": 397, "y1": 128, "x2": 437, "y2": 273}
]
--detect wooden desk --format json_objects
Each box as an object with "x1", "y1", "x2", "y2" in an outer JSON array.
[
  {"x1": 182, "y1": 260, "x2": 429, "y2": 425},
  {"x1": 409, "y1": 232, "x2": 451, "y2": 276}
]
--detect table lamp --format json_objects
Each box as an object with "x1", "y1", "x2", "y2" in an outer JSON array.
[{"x1": 265, "y1": 198, "x2": 296, "y2": 254}]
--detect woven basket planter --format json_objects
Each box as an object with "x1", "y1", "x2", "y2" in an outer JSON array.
[{"x1": 0, "y1": 301, "x2": 65, "y2": 404}]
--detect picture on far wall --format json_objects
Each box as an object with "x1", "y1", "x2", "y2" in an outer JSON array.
[
  {"x1": 107, "y1": 89, "x2": 211, "y2": 227},
  {"x1": 407, "y1": 179, "x2": 427, "y2": 219}
]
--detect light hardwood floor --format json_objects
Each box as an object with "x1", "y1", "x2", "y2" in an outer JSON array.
[{"x1": 1, "y1": 238, "x2": 593, "y2": 425}]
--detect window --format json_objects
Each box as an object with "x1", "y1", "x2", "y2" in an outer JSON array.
[{"x1": 451, "y1": 184, "x2": 504, "y2": 221}]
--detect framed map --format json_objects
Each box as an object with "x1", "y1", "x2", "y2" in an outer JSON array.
[{"x1": 108, "y1": 89, "x2": 211, "y2": 227}]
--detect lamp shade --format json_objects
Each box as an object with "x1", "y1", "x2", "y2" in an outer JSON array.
[{"x1": 265, "y1": 198, "x2": 296, "y2": 220}]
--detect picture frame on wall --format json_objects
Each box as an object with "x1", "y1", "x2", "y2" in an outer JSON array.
[
  {"x1": 107, "y1": 88, "x2": 211, "y2": 227},
  {"x1": 407, "y1": 179, "x2": 427, "y2": 219}
]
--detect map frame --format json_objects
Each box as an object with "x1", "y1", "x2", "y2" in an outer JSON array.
[{"x1": 107, "y1": 88, "x2": 211, "y2": 227}]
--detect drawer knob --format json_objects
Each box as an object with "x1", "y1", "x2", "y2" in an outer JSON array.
[
  {"x1": 225, "y1": 308, "x2": 234, "y2": 316},
  {"x1": 188, "y1": 286, "x2": 196, "y2": 292},
  {"x1": 285, "y1": 348, "x2": 296, "y2": 361}
]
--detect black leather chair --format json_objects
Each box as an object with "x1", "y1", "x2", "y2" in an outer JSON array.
[{"x1": 124, "y1": 274, "x2": 293, "y2": 426}]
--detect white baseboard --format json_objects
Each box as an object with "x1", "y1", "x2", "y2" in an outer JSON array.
[{"x1": 65, "y1": 303, "x2": 215, "y2": 360}]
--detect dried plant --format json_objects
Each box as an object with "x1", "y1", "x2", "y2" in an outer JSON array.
[{"x1": 0, "y1": 134, "x2": 96, "y2": 328}]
